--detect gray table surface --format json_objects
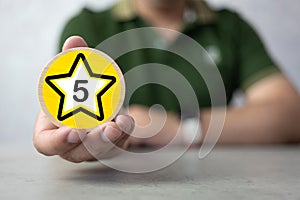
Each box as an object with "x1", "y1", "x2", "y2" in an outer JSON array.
[{"x1": 1, "y1": 144, "x2": 300, "y2": 200}]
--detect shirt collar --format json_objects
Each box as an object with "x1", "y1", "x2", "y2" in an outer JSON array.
[{"x1": 111, "y1": 0, "x2": 217, "y2": 24}]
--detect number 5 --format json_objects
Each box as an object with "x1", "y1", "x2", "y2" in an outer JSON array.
[{"x1": 73, "y1": 80, "x2": 89, "y2": 102}]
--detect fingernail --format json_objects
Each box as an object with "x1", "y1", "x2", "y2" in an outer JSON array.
[
  {"x1": 101, "y1": 126, "x2": 122, "y2": 143},
  {"x1": 59, "y1": 126, "x2": 72, "y2": 133},
  {"x1": 115, "y1": 115, "x2": 134, "y2": 134},
  {"x1": 67, "y1": 129, "x2": 86, "y2": 144}
]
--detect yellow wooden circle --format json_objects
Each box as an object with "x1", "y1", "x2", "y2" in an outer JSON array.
[{"x1": 38, "y1": 47, "x2": 125, "y2": 129}]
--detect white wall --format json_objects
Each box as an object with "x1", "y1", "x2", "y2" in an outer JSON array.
[{"x1": 0, "y1": 0, "x2": 299, "y2": 144}]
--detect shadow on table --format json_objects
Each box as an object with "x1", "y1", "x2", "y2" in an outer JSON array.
[
  {"x1": 59, "y1": 150, "x2": 231, "y2": 184},
  {"x1": 56, "y1": 146, "x2": 295, "y2": 184},
  {"x1": 58, "y1": 149, "x2": 210, "y2": 184}
]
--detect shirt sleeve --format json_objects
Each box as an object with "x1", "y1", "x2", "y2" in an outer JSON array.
[
  {"x1": 234, "y1": 12, "x2": 281, "y2": 90},
  {"x1": 57, "y1": 8, "x2": 104, "y2": 53}
]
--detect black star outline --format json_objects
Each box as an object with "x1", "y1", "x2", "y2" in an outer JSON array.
[{"x1": 45, "y1": 53, "x2": 116, "y2": 121}]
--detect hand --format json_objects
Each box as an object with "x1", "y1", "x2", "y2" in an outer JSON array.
[
  {"x1": 33, "y1": 36, "x2": 134, "y2": 163},
  {"x1": 128, "y1": 105, "x2": 182, "y2": 147}
]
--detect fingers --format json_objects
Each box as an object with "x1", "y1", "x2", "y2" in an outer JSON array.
[
  {"x1": 115, "y1": 115, "x2": 135, "y2": 134},
  {"x1": 34, "y1": 126, "x2": 87, "y2": 156},
  {"x1": 100, "y1": 122, "x2": 123, "y2": 142},
  {"x1": 60, "y1": 123, "x2": 126, "y2": 162},
  {"x1": 62, "y1": 36, "x2": 88, "y2": 51},
  {"x1": 60, "y1": 115, "x2": 135, "y2": 163},
  {"x1": 33, "y1": 111, "x2": 87, "y2": 156},
  {"x1": 34, "y1": 113, "x2": 134, "y2": 162}
]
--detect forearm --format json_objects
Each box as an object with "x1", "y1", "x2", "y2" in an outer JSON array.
[{"x1": 201, "y1": 101, "x2": 300, "y2": 144}]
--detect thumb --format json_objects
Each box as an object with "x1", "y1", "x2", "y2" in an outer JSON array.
[{"x1": 62, "y1": 36, "x2": 88, "y2": 51}]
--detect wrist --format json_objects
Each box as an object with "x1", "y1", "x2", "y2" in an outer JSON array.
[{"x1": 180, "y1": 117, "x2": 203, "y2": 145}]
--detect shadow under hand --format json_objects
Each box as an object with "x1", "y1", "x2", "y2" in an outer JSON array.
[{"x1": 56, "y1": 148, "x2": 205, "y2": 184}]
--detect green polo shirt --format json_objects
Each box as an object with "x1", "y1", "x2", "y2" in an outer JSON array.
[{"x1": 58, "y1": 0, "x2": 280, "y2": 112}]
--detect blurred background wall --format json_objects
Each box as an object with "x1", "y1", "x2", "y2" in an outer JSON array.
[{"x1": 0, "y1": 0, "x2": 299, "y2": 145}]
